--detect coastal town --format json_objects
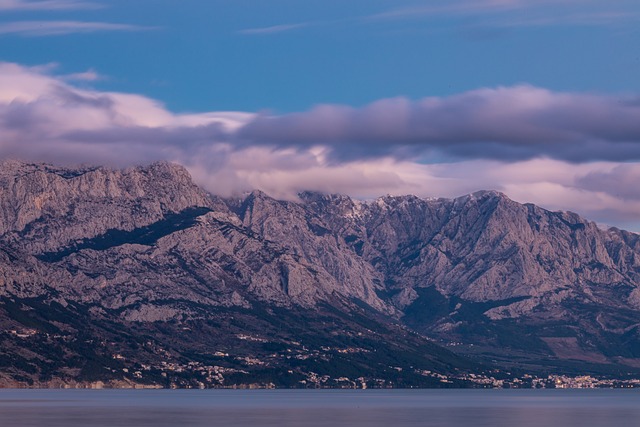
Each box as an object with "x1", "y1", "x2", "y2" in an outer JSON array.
[
  {"x1": 5, "y1": 327, "x2": 640, "y2": 390},
  {"x1": 112, "y1": 336, "x2": 640, "y2": 390},
  {"x1": 106, "y1": 357, "x2": 640, "y2": 390}
]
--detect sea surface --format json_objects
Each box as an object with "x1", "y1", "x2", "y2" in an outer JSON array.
[{"x1": 0, "y1": 388, "x2": 639, "y2": 427}]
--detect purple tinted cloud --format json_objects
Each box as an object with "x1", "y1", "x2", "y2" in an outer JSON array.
[
  {"x1": 237, "y1": 86, "x2": 640, "y2": 163},
  {"x1": 576, "y1": 165, "x2": 640, "y2": 201},
  {"x1": 4, "y1": 62, "x2": 640, "y2": 166}
]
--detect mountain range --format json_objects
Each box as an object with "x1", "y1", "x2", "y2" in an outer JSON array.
[{"x1": 1, "y1": 160, "x2": 639, "y2": 388}]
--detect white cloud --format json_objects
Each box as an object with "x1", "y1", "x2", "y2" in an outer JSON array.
[
  {"x1": 239, "y1": 23, "x2": 310, "y2": 35},
  {"x1": 365, "y1": 0, "x2": 639, "y2": 28},
  {"x1": 0, "y1": 21, "x2": 155, "y2": 36},
  {"x1": 60, "y1": 69, "x2": 103, "y2": 82},
  {"x1": 0, "y1": 62, "x2": 252, "y2": 162},
  {"x1": 233, "y1": 0, "x2": 638, "y2": 38},
  {"x1": 0, "y1": 0, "x2": 101, "y2": 11}
]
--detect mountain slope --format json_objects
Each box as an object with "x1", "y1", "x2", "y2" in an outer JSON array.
[
  {"x1": 0, "y1": 161, "x2": 476, "y2": 388},
  {"x1": 1, "y1": 160, "x2": 640, "y2": 386},
  {"x1": 303, "y1": 190, "x2": 640, "y2": 372}
]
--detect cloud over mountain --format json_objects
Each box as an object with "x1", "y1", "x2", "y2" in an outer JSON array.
[{"x1": 1, "y1": 61, "x2": 640, "y2": 229}]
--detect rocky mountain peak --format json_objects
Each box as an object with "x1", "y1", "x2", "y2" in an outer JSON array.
[
  {"x1": 0, "y1": 160, "x2": 213, "y2": 253},
  {"x1": 470, "y1": 189, "x2": 507, "y2": 199}
]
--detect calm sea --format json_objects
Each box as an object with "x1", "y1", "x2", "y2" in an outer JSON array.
[{"x1": 0, "y1": 389, "x2": 639, "y2": 427}]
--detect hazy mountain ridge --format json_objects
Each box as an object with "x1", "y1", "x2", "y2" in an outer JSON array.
[{"x1": 1, "y1": 160, "x2": 640, "y2": 387}]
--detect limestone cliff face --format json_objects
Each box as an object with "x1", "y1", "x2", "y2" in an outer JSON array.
[
  {"x1": 229, "y1": 191, "x2": 388, "y2": 311},
  {"x1": 302, "y1": 190, "x2": 640, "y2": 363},
  {"x1": 2, "y1": 160, "x2": 640, "y2": 373},
  {"x1": 0, "y1": 160, "x2": 215, "y2": 253},
  {"x1": 0, "y1": 161, "x2": 389, "y2": 313},
  {"x1": 304, "y1": 190, "x2": 637, "y2": 306},
  {"x1": 388, "y1": 192, "x2": 627, "y2": 304}
]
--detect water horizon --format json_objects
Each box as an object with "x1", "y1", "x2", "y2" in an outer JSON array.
[{"x1": 1, "y1": 388, "x2": 638, "y2": 427}]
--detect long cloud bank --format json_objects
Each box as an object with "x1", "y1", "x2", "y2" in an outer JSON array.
[
  {"x1": 239, "y1": 86, "x2": 640, "y2": 163},
  {"x1": 1, "y1": 62, "x2": 640, "y2": 229}
]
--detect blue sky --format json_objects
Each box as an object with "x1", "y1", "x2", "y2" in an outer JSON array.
[
  {"x1": 1, "y1": 0, "x2": 639, "y2": 112},
  {"x1": 2, "y1": 0, "x2": 640, "y2": 229}
]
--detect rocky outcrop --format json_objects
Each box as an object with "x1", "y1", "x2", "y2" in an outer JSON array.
[
  {"x1": 230, "y1": 191, "x2": 388, "y2": 311},
  {"x1": 0, "y1": 160, "x2": 216, "y2": 253}
]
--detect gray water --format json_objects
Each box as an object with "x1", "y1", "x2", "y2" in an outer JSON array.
[{"x1": 0, "y1": 389, "x2": 639, "y2": 427}]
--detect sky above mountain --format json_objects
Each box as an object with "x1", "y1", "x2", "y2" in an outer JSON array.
[{"x1": 1, "y1": 0, "x2": 640, "y2": 229}]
